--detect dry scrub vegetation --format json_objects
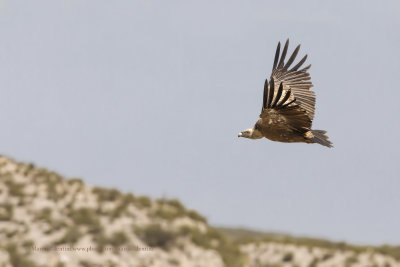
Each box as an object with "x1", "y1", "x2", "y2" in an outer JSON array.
[{"x1": 0, "y1": 155, "x2": 399, "y2": 267}]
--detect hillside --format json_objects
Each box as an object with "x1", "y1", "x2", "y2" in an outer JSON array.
[{"x1": 0, "y1": 155, "x2": 399, "y2": 267}]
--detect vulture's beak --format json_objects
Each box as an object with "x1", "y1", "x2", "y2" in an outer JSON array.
[{"x1": 238, "y1": 132, "x2": 243, "y2": 137}]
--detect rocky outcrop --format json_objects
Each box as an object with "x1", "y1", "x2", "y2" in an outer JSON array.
[{"x1": 0, "y1": 155, "x2": 399, "y2": 267}]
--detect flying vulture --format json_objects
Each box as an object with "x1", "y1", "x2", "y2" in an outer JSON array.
[{"x1": 238, "y1": 39, "x2": 332, "y2": 148}]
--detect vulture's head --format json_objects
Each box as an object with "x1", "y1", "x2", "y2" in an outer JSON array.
[{"x1": 238, "y1": 128, "x2": 262, "y2": 139}]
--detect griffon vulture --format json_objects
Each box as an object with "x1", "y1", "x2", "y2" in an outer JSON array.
[{"x1": 238, "y1": 39, "x2": 332, "y2": 148}]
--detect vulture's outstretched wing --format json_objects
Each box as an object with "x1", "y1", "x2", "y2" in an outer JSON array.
[
  {"x1": 270, "y1": 39, "x2": 316, "y2": 120},
  {"x1": 260, "y1": 79, "x2": 311, "y2": 133}
]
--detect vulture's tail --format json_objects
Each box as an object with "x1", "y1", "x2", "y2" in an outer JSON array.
[{"x1": 310, "y1": 130, "x2": 333, "y2": 148}]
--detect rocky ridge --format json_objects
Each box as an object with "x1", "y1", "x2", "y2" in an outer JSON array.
[{"x1": 0, "y1": 155, "x2": 399, "y2": 267}]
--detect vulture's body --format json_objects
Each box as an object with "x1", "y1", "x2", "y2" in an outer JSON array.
[{"x1": 238, "y1": 40, "x2": 332, "y2": 148}]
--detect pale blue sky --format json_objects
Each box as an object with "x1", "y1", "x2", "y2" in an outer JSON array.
[{"x1": 1, "y1": 0, "x2": 399, "y2": 245}]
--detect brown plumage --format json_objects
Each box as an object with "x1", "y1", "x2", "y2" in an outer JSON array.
[{"x1": 238, "y1": 39, "x2": 332, "y2": 148}]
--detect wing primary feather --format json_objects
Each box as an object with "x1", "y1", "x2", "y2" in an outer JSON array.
[
  {"x1": 277, "y1": 89, "x2": 292, "y2": 107},
  {"x1": 291, "y1": 54, "x2": 307, "y2": 71},
  {"x1": 283, "y1": 45, "x2": 300, "y2": 71},
  {"x1": 299, "y1": 64, "x2": 311, "y2": 72},
  {"x1": 280, "y1": 98, "x2": 296, "y2": 109},
  {"x1": 267, "y1": 78, "x2": 275, "y2": 108},
  {"x1": 272, "y1": 42, "x2": 281, "y2": 71},
  {"x1": 277, "y1": 39, "x2": 289, "y2": 69},
  {"x1": 271, "y1": 82, "x2": 283, "y2": 108},
  {"x1": 263, "y1": 79, "x2": 268, "y2": 110}
]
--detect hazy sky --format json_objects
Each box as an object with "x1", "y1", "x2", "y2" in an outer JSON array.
[{"x1": 1, "y1": 0, "x2": 399, "y2": 245}]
